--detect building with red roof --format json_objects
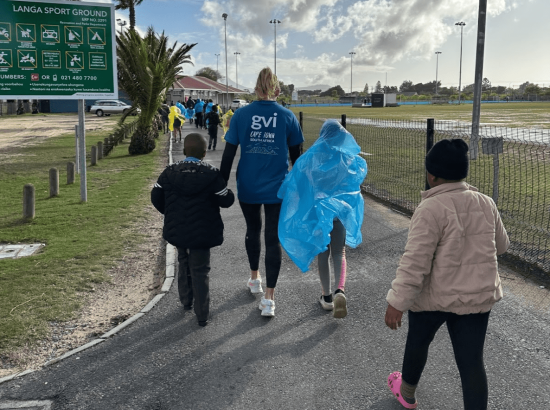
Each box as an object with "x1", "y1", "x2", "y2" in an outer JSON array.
[{"x1": 167, "y1": 76, "x2": 248, "y2": 109}]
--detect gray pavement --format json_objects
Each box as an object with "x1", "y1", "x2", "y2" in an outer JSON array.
[{"x1": 1, "y1": 122, "x2": 549, "y2": 409}]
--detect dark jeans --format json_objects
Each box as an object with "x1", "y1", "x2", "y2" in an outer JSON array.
[
  {"x1": 177, "y1": 248, "x2": 211, "y2": 322},
  {"x1": 208, "y1": 126, "x2": 218, "y2": 149},
  {"x1": 402, "y1": 310, "x2": 491, "y2": 410},
  {"x1": 239, "y1": 201, "x2": 282, "y2": 288},
  {"x1": 195, "y1": 112, "x2": 203, "y2": 128}
]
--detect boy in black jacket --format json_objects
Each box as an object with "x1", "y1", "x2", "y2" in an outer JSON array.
[
  {"x1": 151, "y1": 133, "x2": 234, "y2": 326},
  {"x1": 205, "y1": 105, "x2": 222, "y2": 150}
]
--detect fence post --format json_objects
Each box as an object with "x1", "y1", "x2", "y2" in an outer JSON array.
[
  {"x1": 97, "y1": 141, "x2": 103, "y2": 160},
  {"x1": 67, "y1": 162, "x2": 75, "y2": 184},
  {"x1": 341, "y1": 114, "x2": 347, "y2": 129},
  {"x1": 299, "y1": 112, "x2": 303, "y2": 131},
  {"x1": 426, "y1": 118, "x2": 435, "y2": 190},
  {"x1": 109, "y1": 135, "x2": 115, "y2": 147},
  {"x1": 49, "y1": 168, "x2": 59, "y2": 197},
  {"x1": 91, "y1": 146, "x2": 97, "y2": 166},
  {"x1": 23, "y1": 183, "x2": 35, "y2": 220}
]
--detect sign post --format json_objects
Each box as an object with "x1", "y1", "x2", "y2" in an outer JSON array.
[
  {"x1": 0, "y1": 0, "x2": 117, "y2": 100},
  {"x1": 0, "y1": 0, "x2": 117, "y2": 202}
]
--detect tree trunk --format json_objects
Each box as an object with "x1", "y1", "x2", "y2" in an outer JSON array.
[
  {"x1": 129, "y1": 124, "x2": 156, "y2": 155},
  {"x1": 130, "y1": 4, "x2": 136, "y2": 31}
]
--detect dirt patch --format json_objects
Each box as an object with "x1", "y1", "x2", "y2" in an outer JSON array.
[{"x1": 0, "y1": 114, "x2": 119, "y2": 154}]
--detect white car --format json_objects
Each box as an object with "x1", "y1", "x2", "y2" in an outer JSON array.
[
  {"x1": 230, "y1": 99, "x2": 248, "y2": 110},
  {"x1": 90, "y1": 100, "x2": 138, "y2": 117}
]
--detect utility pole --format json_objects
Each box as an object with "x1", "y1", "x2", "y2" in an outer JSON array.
[
  {"x1": 471, "y1": 0, "x2": 487, "y2": 160},
  {"x1": 455, "y1": 22, "x2": 466, "y2": 104}
]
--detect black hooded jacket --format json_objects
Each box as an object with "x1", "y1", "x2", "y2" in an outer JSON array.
[{"x1": 151, "y1": 159, "x2": 234, "y2": 249}]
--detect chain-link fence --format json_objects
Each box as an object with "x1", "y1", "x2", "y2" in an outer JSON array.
[{"x1": 298, "y1": 113, "x2": 550, "y2": 275}]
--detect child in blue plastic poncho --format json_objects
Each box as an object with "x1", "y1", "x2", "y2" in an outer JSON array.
[{"x1": 277, "y1": 119, "x2": 367, "y2": 318}]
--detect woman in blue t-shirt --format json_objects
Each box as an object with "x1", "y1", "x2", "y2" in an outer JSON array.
[{"x1": 220, "y1": 67, "x2": 304, "y2": 317}]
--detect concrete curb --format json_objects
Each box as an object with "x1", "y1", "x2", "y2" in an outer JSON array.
[
  {"x1": 0, "y1": 399, "x2": 52, "y2": 409},
  {"x1": 0, "y1": 135, "x2": 177, "y2": 385}
]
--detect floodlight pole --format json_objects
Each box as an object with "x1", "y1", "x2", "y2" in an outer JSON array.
[
  {"x1": 435, "y1": 51, "x2": 442, "y2": 95},
  {"x1": 222, "y1": 13, "x2": 228, "y2": 111},
  {"x1": 234, "y1": 52, "x2": 241, "y2": 90},
  {"x1": 215, "y1": 53, "x2": 220, "y2": 76},
  {"x1": 349, "y1": 51, "x2": 356, "y2": 94},
  {"x1": 455, "y1": 22, "x2": 466, "y2": 104},
  {"x1": 269, "y1": 19, "x2": 281, "y2": 76},
  {"x1": 116, "y1": 19, "x2": 127, "y2": 35}
]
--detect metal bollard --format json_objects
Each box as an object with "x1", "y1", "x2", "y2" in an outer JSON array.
[
  {"x1": 91, "y1": 146, "x2": 97, "y2": 166},
  {"x1": 67, "y1": 162, "x2": 75, "y2": 184},
  {"x1": 23, "y1": 183, "x2": 35, "y2": 219},
  {"x1": 49, "y1": 168, "x2": 59, "y2": 197},
  {"x1": 97, "y1": 141, "x2": 103, "y2": 159}
]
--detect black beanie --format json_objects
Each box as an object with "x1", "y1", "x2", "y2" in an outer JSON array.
[{"x1": 425, "y1": 139, "x2": 469, "y2": 180}]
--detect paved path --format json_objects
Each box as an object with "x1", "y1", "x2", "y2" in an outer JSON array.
[{"x1": 1, "y1": 122, "x2": 549, "y2": 409}]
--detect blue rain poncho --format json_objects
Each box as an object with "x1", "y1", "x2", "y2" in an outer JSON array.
[
  {"x1": 176, "y1": 101, "x2": 186, "y2": 114},
  {"x1": 277, "y1": 119, "x2": 368, "y2": 272},
  {"x1": 185, "y1": 107, "x2": 195, "y2": 120}
]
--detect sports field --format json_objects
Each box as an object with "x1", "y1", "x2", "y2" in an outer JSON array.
[{"x1": 291, "y1": 102, "x2": 550, "y2": 129}]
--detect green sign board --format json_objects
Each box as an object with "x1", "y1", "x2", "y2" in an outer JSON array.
[{"x1": 0, "y1": 0, "x2": 117, "y2": 99}]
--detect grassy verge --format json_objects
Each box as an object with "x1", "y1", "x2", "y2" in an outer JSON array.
[{"x1": 0, "y1": 123, "x2": 166, "y2": 352}]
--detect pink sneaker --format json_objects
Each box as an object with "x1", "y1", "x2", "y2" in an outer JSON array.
[{"x1": 387, "y1": 372, "x2": 417, "y2": 409}]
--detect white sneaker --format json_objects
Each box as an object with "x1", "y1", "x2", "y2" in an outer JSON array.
[
  {"x1": 333, "y1": 292, "x2": 347, "y2": 318},
  {"x1": 319, "y1": 295, "x2": 334, "y2": 311},
  {"x1": 247, "y1": 277, "x2": 263, "y2": 294},
  {"x1": 259, "y1": 297, "x2": 275, "y2": 317}
]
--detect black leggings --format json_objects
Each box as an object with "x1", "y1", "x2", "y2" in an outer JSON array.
[
  {"x1": 239, "y1": 201, "x2": 282, "y2": 289},
  {"x1": 402, "y1": 310, "x2": 491, "y2": 410}
]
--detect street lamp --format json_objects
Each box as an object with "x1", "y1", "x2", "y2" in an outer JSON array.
[
  {"x1": 435, "y1": 51, "x2": 442, "y2": 95},
  {"x1": 215, "y1": 53, "x2": 220, "y2": 77},
  {"x1": 269, "y1": 19, "x2": 281, "y2": 76},
  {"x1": 349, "y1": 51, "x2": 356, "y2": 95},
  {"x1": 116, "y1": 19, "x2": 127, "y2": 35},
  {"x1": 222, "y1": 13, "x2": 228, "y2": 110},
  {"x1": 455, "y1": 22, "x2": 466, "y2": 104},
  {"x1": 234, "y1": 52, "x2": 241, "y2": 90}
]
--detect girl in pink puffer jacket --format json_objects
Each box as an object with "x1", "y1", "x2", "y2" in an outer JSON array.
[{"x1": 384, "y1": 139, "x2": 509, "y2": 410}]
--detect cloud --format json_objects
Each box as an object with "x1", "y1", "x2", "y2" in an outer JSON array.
[{"x1": 192, "y1": 0, "x2": 514, "y2": 87}]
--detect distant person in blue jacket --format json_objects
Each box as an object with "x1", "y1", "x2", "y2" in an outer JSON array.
[
  {"x1": 220, "y1": 67, "x2": 304, "y2": 317},
  {"x1": 194, "y1": 99, "x2": 204, "y2": 129}
]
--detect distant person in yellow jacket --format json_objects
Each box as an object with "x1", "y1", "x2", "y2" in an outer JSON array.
[
  {"x1": 221, "y1": 108, "x2": 234, "y2": 141},
  {"x1": 169, "y1": 105, "x2": 185, "y2": 142}
]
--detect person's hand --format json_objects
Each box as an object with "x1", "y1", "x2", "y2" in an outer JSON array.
[{"x1": 385, "y1": 304, "x2": 403, "y2": 330}]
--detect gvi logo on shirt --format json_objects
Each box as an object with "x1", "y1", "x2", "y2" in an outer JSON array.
[{"x1": 251, "y1": 113, "x2": 278, "y2": 130}]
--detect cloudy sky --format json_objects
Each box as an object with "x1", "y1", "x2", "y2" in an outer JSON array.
[{"x1": 107, "y1": 0, "x2": 549, "y2": 91}]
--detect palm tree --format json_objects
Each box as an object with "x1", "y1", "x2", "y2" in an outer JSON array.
[
  {"x1": 115, "y1": 0, "x2": 144, "y2": 31},
  {"x1": 117, "y1": 27, "x2": 196, "y2": 155}
]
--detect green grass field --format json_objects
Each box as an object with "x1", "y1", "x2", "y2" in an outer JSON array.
[
  {"x1": 295, "y1": 105, "x2": 550, "y2": 271},
  {"x1": 291, "y1": 102, "x2": 550, "y2": 129},
  {"x1": 0, "y1": 123, "x2": 165, "y2": 352}
]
